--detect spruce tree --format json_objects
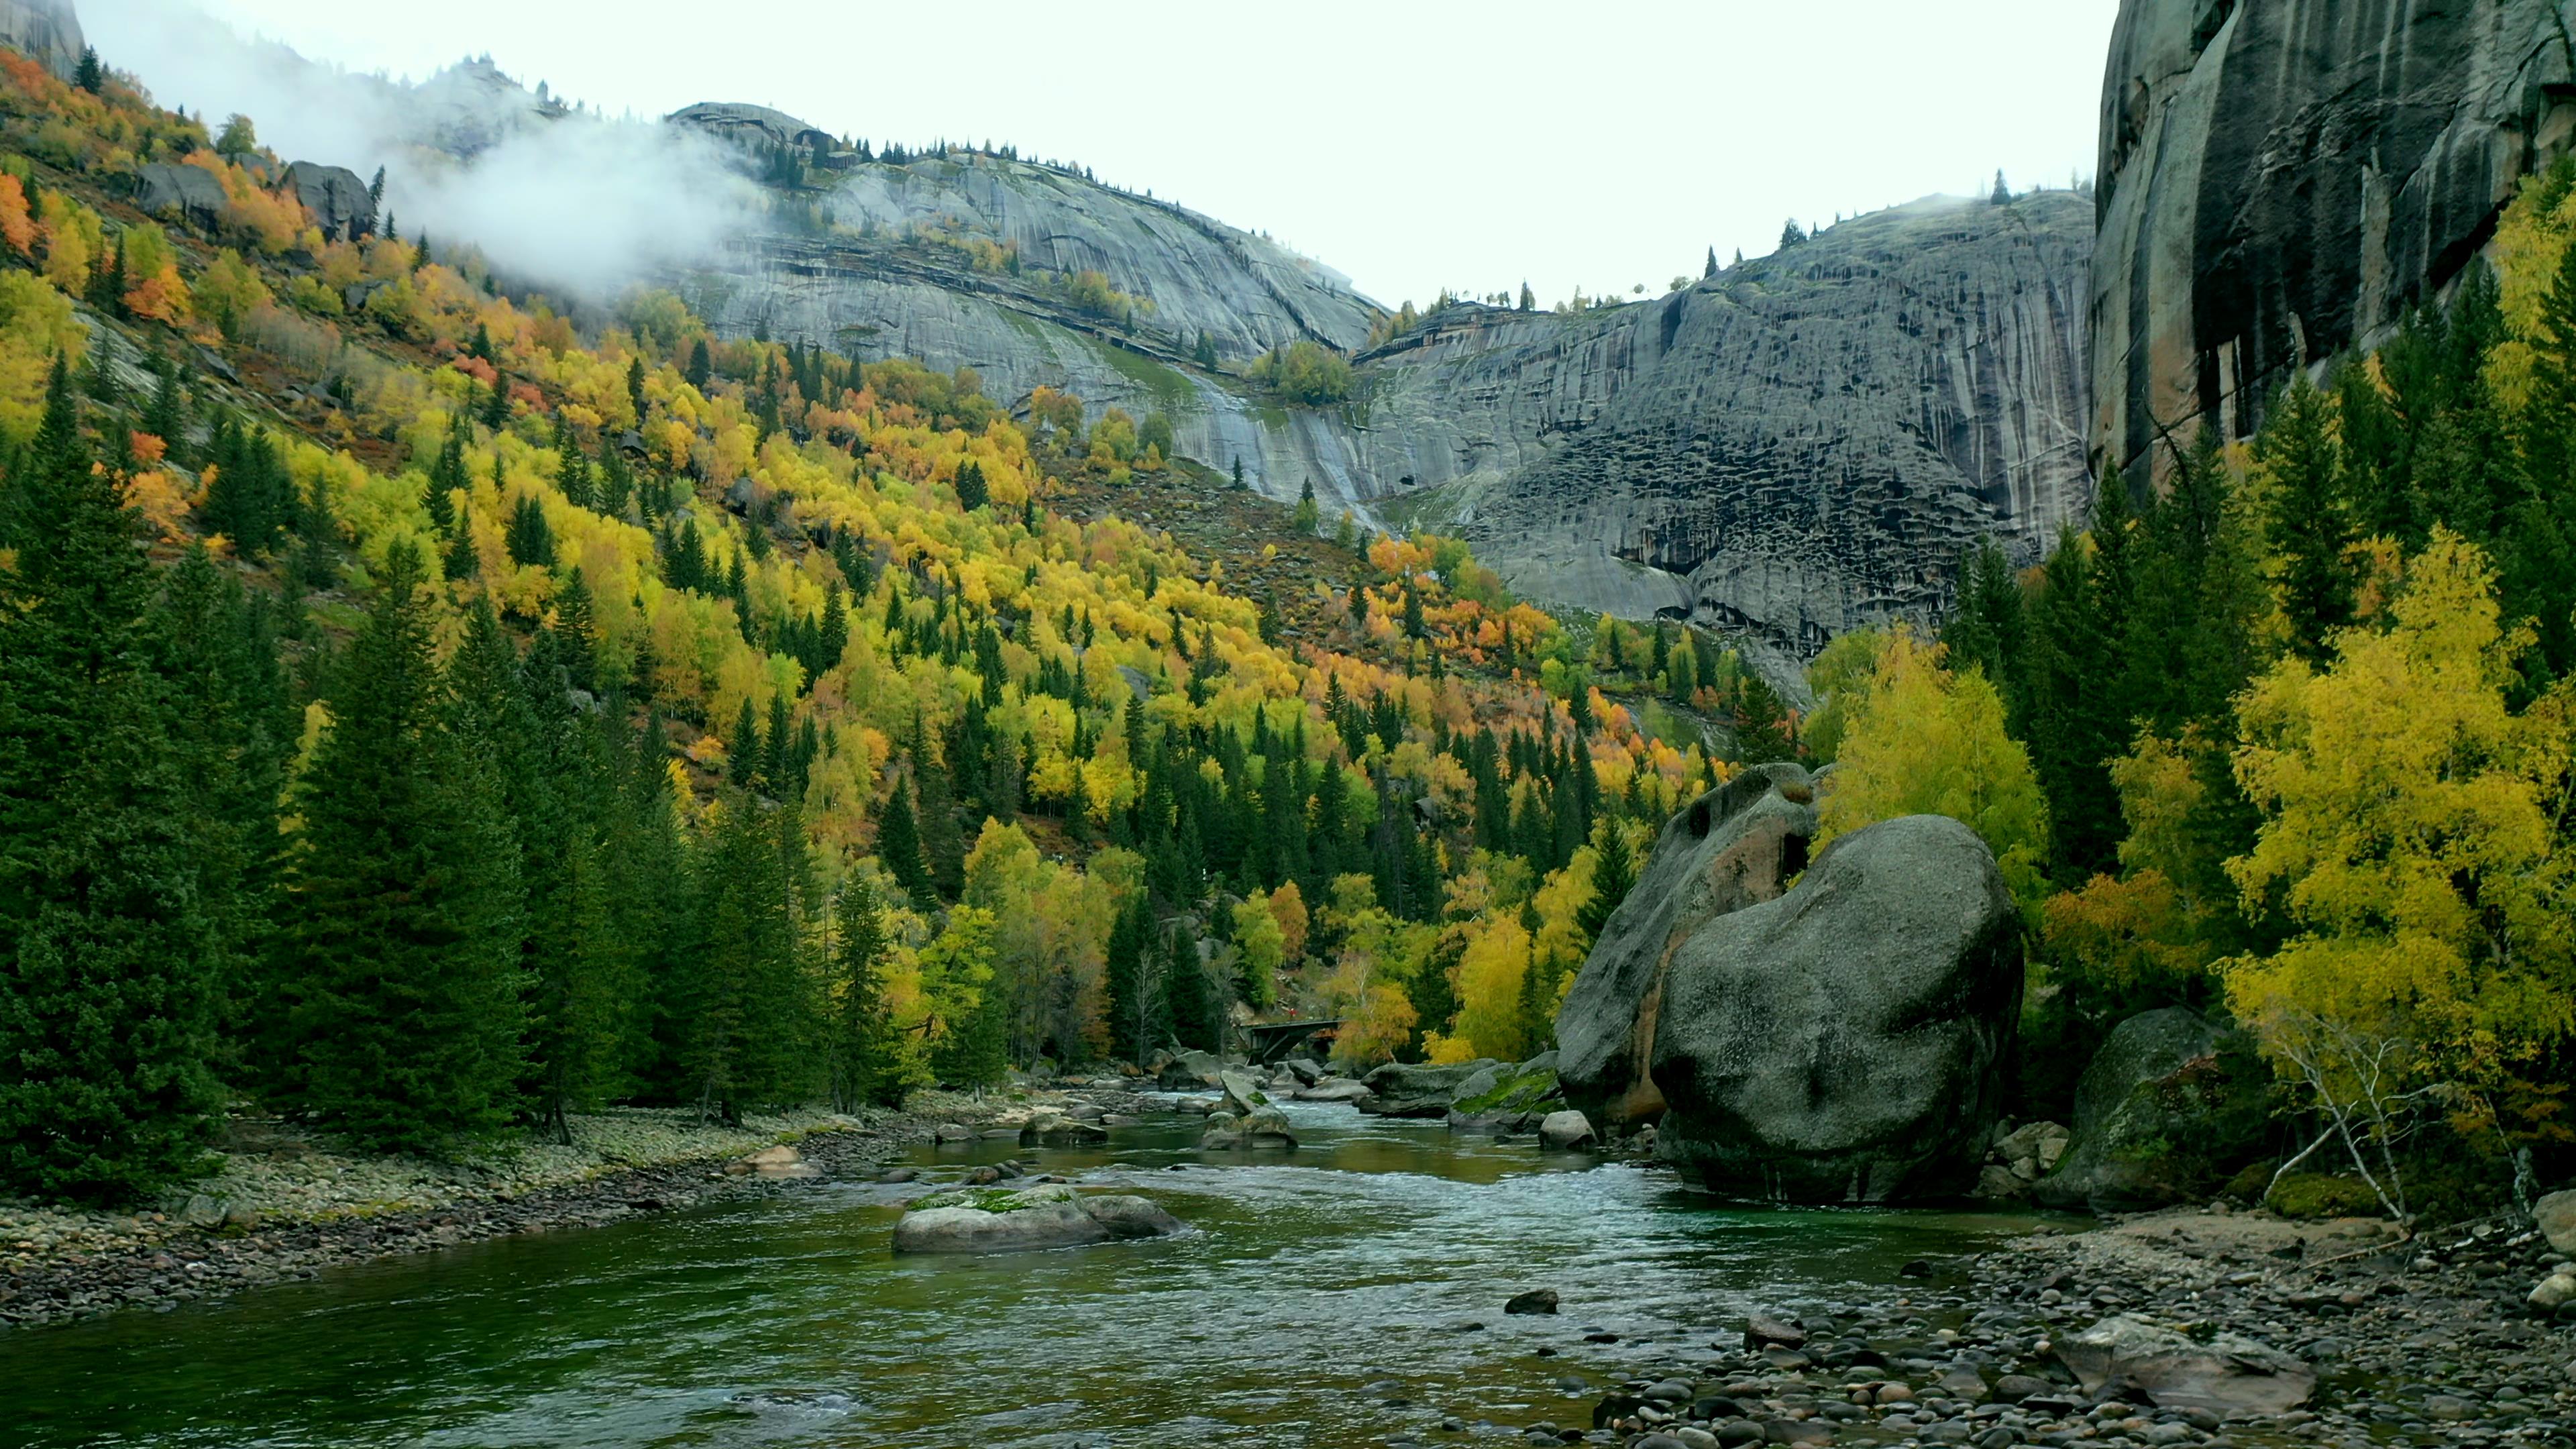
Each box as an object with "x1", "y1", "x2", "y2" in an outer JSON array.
[
  {"x1": 877, "y1": 776, "x2": 936, "y2": 910},
  {"x1": 828, "y1": 877, "x2": 902, "y2": 1110},
  {"x1": 1574, "y1": 818, "x2": 1634, "y2": 941},
  {"x1": 0, "y1": 361, "x2": 226, "y2": 1201},
  {"x1": 2255, "y1": 375, "x2": 2355, "y2": 663},
  {"x1": 276, "y1": 541, "x2": 528, "y2": 1152}
]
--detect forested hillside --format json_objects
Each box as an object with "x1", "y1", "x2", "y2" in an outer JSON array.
[
  {"x1": 0, "y1": 48, "x2": 1761, "y2": 1202},
  {"x1": 1803, "y1": 166, "x2": 2576, "y2": 1220}
]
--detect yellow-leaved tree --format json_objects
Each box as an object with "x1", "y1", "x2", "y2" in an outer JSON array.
[
  {"x1": 2225, "y1": 529, "x2": 2576, "y2": 1219},
  {"x1": 1816, "y1": 628, "x2": 2049, "y2": 908}
]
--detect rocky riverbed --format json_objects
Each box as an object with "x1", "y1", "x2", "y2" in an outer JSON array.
[
  {"x1": 0, "y1": 1083, "x2": 1155, "y2": 1332},
  {"x1": 1507, "y1": 1205, "x2": 2573, "y2": 1449}
]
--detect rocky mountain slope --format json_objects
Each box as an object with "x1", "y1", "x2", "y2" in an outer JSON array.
[
  {"x1": 1356, "y1": 194, "x2": 2092, "y2": 674},
  {"x1": 683, "y1": 106, "x2": 2093, "y2": 672},
  {"x1": 2092, "y1": 0, "x2": 2576, "y2": 481},
  {"x1": 0, "y1": 0, "x2": 78, "y2": 78}
]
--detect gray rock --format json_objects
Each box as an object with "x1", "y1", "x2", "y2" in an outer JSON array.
[
  {"x1": 2093, "y1": 0, "x2": 2570, "y2": 482},
  {"x1": 1650, "y1": 815, "x2": 2023, "y2": 1202},
  {"x1": 0, "y1": 0, "x2": 83, "y2": 80},
  {"x1": 890, "y1": 1183, "x2": 1183, "y2": 1253},
  {"x1": 1157, "y1": 1049, "x2": 1224, "y2": 1089},
  {"x1": 2531, "y1": 1274, "x2": 2576, "y2": 1311},
  {"x1": 2053, "y1": 1313, "x2": 2314, "y2": 1416},
  {"x1": 1357, "y1": 1059, "x2": 1497, "y2": 1118},
  {"x1": 1018, "y1": 1111, "x2": 1108, "y2": 1146},
  {"x1": 1294, "y1": 1078, "x2": 1373, "y2": 1104},
  {"x1": 285, "y1": 162, "x2": 376, "y2": 242},
  {"x1": 1505, "y1": 1287, "x2": 1560, "y2": 1315},
  {"x1": 1538, "y1": 1110, "x2": 1596, "y2": 1151},
  {"x1": 179, "y1": 1194, "x2": 227, "y2": 1230},
  {"x1": 134, "y1": 164, "x2": 232, "y2": 233},
  {"x1": 1447, "y1": 1052, "x2": 1563, "y2": 1129},
  {"x1": 1201, "y1": 1104, "x2": 1295, "y2": 1149},
  {"x1": 1556, "y1": 765, "x2": 1817, "y2": 1127},
  {"x1": 2035, "y1": 1008, "x2": 2271, "y2": 1214},
  {"x1": 2537, "y1": 1189, "x2": 2576, "y2": 1256},
  {"x1": 1218, "y1": 1069, "x2": 1268, "y2": 1116}
]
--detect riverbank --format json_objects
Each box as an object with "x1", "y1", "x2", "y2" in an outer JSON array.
[
  {"x1": 0, "y1": 1081, "x2": 1145, "y2": 1333},
  {"x1": 1548, "y1": 1204, "x2": 2574, "y2": 1449}
]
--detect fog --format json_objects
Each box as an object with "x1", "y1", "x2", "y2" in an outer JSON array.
[{"x1": 83, "y1": 0, "x2": 758, "y2": 297}]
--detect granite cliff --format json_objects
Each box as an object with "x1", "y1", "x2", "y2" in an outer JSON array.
[
  {"x1": 0, "y1": 0, "x2": 80, "y2": 78},
  {"x1": 677, "y1": 105, "x2": 2093, "y2": 670},
  {"x1": 2092, "y1": 0, "x2": 2576, "y2": 481}
]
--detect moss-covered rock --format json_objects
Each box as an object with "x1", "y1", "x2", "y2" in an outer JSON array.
[
  {"x1": 2035, "y1": 1009, "x2": 2271, "y2": 1214},
  {"x1": 1447, "y1": 1053, "x2": 1564, "y2": 1130},
  {"x1": 2265, "y1": 1173, "x2": 2386, "y2": 1220}
]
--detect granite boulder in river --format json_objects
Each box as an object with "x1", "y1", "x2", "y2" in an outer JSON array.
[
  {"x1": 891, "y1": 1184, "x2": 1183, "y2": 1254},
  {"x1": 1554, "y1": 764, "x2": 1817, "y2": 1128},
  {"x1": 1650, "y1": 814, "x2": 2023, "y2": 1202}
]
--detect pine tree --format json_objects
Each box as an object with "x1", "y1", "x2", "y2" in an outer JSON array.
[
  {"x1": 2255, "y1": 375, "x2": 2355, "y2": 663},
  {"x1": 1161, "y1": 926, "x2": 1220, "y2": 1053},
  {"x1": 276, "y1": 541, "x2": 528, "y2": 1152},
  {"x1": 824, "y1": 877, "x2": 899, "y2": 1110},
  {"x1": 1293, "y1": 477, "x2": 1320, "y2": 532},
  {"x1": 953, "y1": 459, "x2": 987, "y2": 512},
  {"x1": 686, "y1": 339, "x2": 713, "y2": 392},
  {"x1": 1704, "y1": 246, "x2": 1718, "y2": 279},
  {"x1": 72, "y1": 45, "x2": 103, "y2": 95},
  {"x1": 1574, "y1": 818, "x2": 1634, "y2": 941},
  {"x1": 0, "y1": 361, "x2": 227, "y2": 1201},
  {"x1": 877, "y1": 776, "x2": 936, "y2": 910}
]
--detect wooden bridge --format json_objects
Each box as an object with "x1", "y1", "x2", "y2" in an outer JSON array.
[{"x1": 1241, "y1": 1018, "x2": 1341, "y2": 1065}]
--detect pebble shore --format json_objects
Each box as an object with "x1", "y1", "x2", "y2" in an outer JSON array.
[{"x1": 1491, "y1": 1205, "x2": 2575, "y2": 1449}]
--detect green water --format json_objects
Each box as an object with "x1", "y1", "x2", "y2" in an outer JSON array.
[{"x1": 0, "y1": 1102, "x2": 2043, "y2": 1448}]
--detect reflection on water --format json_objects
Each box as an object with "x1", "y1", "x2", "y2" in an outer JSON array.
[{"x1": 0, "y1": 1100, "x2": 2047, "y2": 1448}]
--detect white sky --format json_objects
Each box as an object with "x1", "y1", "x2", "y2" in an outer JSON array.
[{"x1": 86, "y1": 0, "x2": 2120, "y2": 310}]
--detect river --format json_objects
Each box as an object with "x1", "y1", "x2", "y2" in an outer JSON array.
[{"x1": 0, "y1": 1100, "x2": 2051, "y2": 1448}]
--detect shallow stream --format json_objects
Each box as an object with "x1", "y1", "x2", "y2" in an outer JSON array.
[{"x1": 0, "y1": 1101, "x2": 2048, "y2": 1447}]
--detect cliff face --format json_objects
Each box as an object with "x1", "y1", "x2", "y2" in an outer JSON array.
[
  {"x1": 0, "y1": 0, "x2": 80, "y2": 78},
  {"x1": 1354, "y1": 195, "x2": 2094, "y2": 671},
  {"x1": 2093, "y1": 0, "x2": 2576, "y2": 481},
  {"x1": 690, "y1": 125, "x2": 2093, "y2": 669}
]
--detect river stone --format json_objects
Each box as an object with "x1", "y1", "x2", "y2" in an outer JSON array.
[
  {"x1": 1505, "y1": 1287, "x2": 1560, "y2": 1315},
  {"x1": 1556, "y1": 766, "x2": 1817, "y2": 1128},
  {"x1": 1651, "y1": 816, "x2": 2023, "y2": 1203},
  {"x1": 1538, "y1": 1110, "x2": 1596, "y2": 1151},
  {"x1": 891, "y1": 1183, "x2": 1183, "y2": 1253},
  {"x1": 1448, "y1": 1052, "x2": 1564, "y2": 1130},
  {"x1": 1358, "y1": 1059, "x2": 1497, "y2": 1118},
  {"x1": 1020, "y1": 1110, "x2": 1108, "y2": 1146},
  {"x1": 2537, "y1": 1189, "x2": 2576, "y2": 1256},
  {"x1": 2053, "y1": 1313, "x2": 2314, "y2": 1416},
  {"x1": 2532, "y1": 1274, "x2": 2576, "y2": 1311},
  {"x1": 1158, "y1": 1049, "x2": 1225, "y2": 1089},
  {"x1": 1201, "y1": 1104, "x2": 1296, "y2": 1149},
  {"x1": 1219, "y1": 1069, "x2": 1268, "y2": 1116},
  {"x1": 2035, "y1": 1008, "x2": 2269, "y2": 1214},
  {"x1": 1295, "y1": 1078, "x2": 1373, "y2": 1104}
]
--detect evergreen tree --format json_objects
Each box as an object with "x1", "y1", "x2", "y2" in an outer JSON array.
[
  {"x1": 1704, "y1": 247, "x2": 1718, "y2": 279},
  {"x1": 275, "y1": 541, "x2": 527, "y2": 1152},
  {"x1": 828, "y1": 877, "x2": 902, "y2": 1110},
  {"x1": 1574, "y1": 818, "x2": 1635, "y2": 941},
  {"x1": 877, "y1": 776, "x2": 936, "y2": 910},
  {"x1": 2255, "y1": 375, "x2": 2355, "y2": 663},
  {"x1": 0, "y1": 362, "x2": 227, "y2": 1201},
  {"x1": 685, "y1": 339, "x2": 713, "y2": 392},
  {"x1": 72, "y1": 45, "x2": 103, "y2": 95},
  {"x1": 1161, "y1": 926, "x2": 1220, "y2": 1053}
]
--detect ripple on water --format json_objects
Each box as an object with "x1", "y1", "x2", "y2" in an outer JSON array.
[{"x1": 0, "y1": 1103, "x2": 2049, "y2": 1448}]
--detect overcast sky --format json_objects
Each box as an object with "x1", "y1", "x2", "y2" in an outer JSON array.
[{"x1": 85, "y1": 0, "x2": 2120, "y2": 309}]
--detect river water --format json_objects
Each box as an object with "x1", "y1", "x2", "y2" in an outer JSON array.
[{"x1": 0, "y1": 1100, "x2": 2049, "y2": 1448}]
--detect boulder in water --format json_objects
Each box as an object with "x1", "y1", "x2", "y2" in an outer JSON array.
[
  {"x1": 1201, "y1": 1104, "x2": 1296, "y2": 1149},
  {"x1": 1019, "y1": 1109, "x2": 1109, "y2": 1147},
  {"x1": 1158, "y1": 1049, "x2": 1225, "y2": 1089},
  {"x1": 1650, "y1": 814, "x2": 2023, "y2": 1203},
  {"x1": 1357, "y1": 1059, "x2": 1497, "y2": 1118},
  {"x1": 1538, "y1": 1110, "x2": 1596, "y2": 1150},
  {"x1": 1556, "y1": 766, "x2": 1817, "y2": 1128},
  {"x1": 1446, "y1": 1052, "x2": 1562, "y2": 1130},
  {"x1": 1295, "y1": 1079, "x2": 1373, "y2": 1104},
  {"x1": 1505, "y1": 1287, "x2": 1560, "y2": 1315},
  {"x1": 2035, "y1": 1008, "x2": 2271, "y2": 1214},
  {"x1": 891, "y1": 1183, "x2": 1184, "y2": 1253},
  {"x1": 1218, "y1": 1069, "x2": 1269, "y2": 1116}
]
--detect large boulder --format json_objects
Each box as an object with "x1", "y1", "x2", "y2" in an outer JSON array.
[
  {"x1": 134, "y1": 163, "x2": 231, "y2": 233},
  {"x1": 1356, "y1": 1059, "x2": 1495, "y2": 1118},
  {"x1": 2093, "y1": 0, "x2": 2574, "y2": 484},
  {"x1": 1650, "y1": 815, "x2": 2023, "y2": 1203},
  {"x1": 2537, "y1": 1188, "x2": 2576, "y2": 1256},
  {"x1": 1157, "y1": 1049, "x2": 1224, "y2": 1090},
  {"x1": 1201, "y1": 1104, "x2": 1297, "y2": 1149},
  {"x1": 2053, "y1": 1314, "x2": 2314, "y2": 1416},
  {"x1": 285, "y1": 162, "x2": 377, "y2": 242},
  {"x1": 1295, "y1": 1078, "x2": 1373, "y2": 1104},
  {"x1": 1556, "y1": 765, "x2": 1818, "y2": 1128},
  {"x1": 891, "y1": 1183, "x2": 1184, "y2": 1253},
  {"x1": 1446, "y1": 1051, "x2": 1562, "y2": 1130},
  {"x1": 2035, "y1": 1008, "x2": 2271, "y2": 1214}
]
